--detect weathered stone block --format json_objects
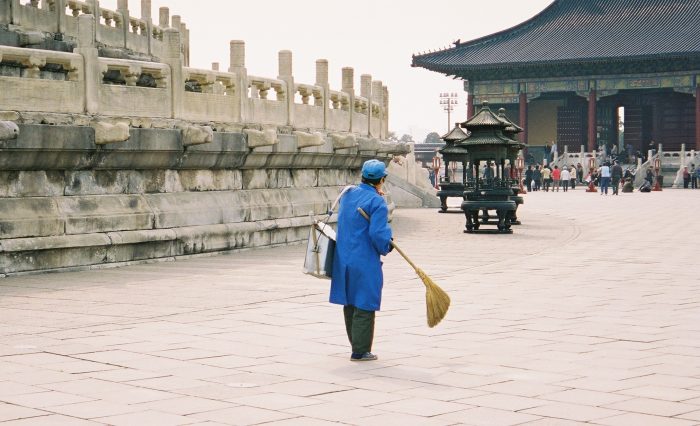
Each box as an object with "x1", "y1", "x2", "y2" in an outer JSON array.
[
  {"x1": 92, "y1": 121, "x2": 130, "y2": 144},
  {"x1": 293, "y1": 131, "x2": 325, "y2": 148},
  {"x1": 244, "y1": 128, "x2": 278, "y2": 148},
  {"x1": 146, "y1": 192, "x2": 224, "y2": 228},
  {"x1": 95, "y1": 128, "x2": 182, "y2": 170},
  {"x1": 56, "y1": 195, "x2": 154, "y2": 234},
  {"x1": 178, "y1": 170, "x2": 242, "y2": 192},
  {"x1": 0, "y1": 125, "x2": 94, "y2": 170},
  {"x1": 65, "y1": 171, "x2": 130, "y2": 195},
  {"x1": 331, "y1": 132, "x2": 357, "y2": 149},
  {"x1": 0, "y1": 198, "x2": 64, "y2": 239},
  {"x1": 0, "y1": 171, "x2": 64, "y2": 197},
  {"x1": 291, "y1": 169, "x2": 317, "y2": 188},
  {"x1": 181, "y1": 125, "x2": 213, "y2": 146},
  {"x1": 241, "y1": 169, "x2": 270, "y2": 190}
]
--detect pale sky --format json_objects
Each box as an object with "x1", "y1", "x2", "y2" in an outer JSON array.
[{"x1": 101, "y1": 0, "x2": 554, "y2": 142}]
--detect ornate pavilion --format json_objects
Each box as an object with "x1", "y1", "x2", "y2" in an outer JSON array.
[{"x1": 412, "y1": 0, "x2": 700, "y2": 160}]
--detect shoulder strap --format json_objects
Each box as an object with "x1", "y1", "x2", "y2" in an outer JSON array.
[{"x1": 329, "y1": 185, "x2": 355, "y2": 215}]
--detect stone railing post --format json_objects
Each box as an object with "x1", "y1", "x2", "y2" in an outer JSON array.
[
  {"x1": 117, "y1": 0, "x2": 129, "y2": 49},
  {"x1": 278, "y1": 50, "x2": 293, "y2": 126},
  {"x1": 372, "y1": 80, "x2": 383, "y2": 139},
  {"x1": 162, "y1": 28, "x2": 183, "y2": 119},
  {"x1": 141, "y1": 0, "x2": 152, "y2": 55},
  {"x1": 176, "y1": 22, "x2": 188, "y2": 66},
  {"x1": 229, "y1": 40, "x2": 247, "y2": 123},
  {"x1": 56, "y1": 0, "x2": 66, "y2": 34},
  {"x1": 315, "y1": 59, "x2": 329, "y2": 130},
  {"x1": 211, "y1": 62, "x2": 219, "y2": 71},
  {"x1": 89, "y1": 0, "x2": 100, "y2": 42},
  {"x1": 681, "y1": 143, "x2": 686, "y2": 166},
  {"x1": 0, "y1": 0, "x2": 11, "y2": 25},
  {"x1": 360, "y1": 74, "x2": 371, "y2": 136},
  {"x1": 158, "y1": 6, "x2": 168, "y2": 27},
  {"x1": 74, "y1": 14, "x2": 98, "y2": 114},
  {"x1": 342, "y1": 67, "x2": 354, "y2": 132}
]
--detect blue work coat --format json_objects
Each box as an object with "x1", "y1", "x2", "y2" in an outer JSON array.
[{"x1": 330, "y1": 184, "x2": 393, "y2": 311}]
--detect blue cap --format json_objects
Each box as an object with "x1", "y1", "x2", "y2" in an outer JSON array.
[{"x1": 362, "y1": 159, "x2": 388, "y2": 179}]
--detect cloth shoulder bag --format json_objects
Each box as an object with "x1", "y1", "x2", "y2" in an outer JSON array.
[{"x1": 302, "y1": 186, "x2": 354, "y2": 279}]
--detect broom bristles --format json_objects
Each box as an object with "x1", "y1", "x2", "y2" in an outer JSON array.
[{"x1": 416, "y1": 268, "x2": 450, "y2": 328}]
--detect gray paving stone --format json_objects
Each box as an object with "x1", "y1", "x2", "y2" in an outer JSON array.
[{"x1": 0, "y1": 190, "x2": 698, "y2": 424}]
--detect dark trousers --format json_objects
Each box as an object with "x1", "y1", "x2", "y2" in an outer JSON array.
[
  {"x1": 343, "y1": 305, "x2": 375, "y2": 354},
  {"x1": 684, "y1": 177, "x2": 690, "y2": 188},
  {"x1": 692, "y1": 177, "x2": 698, "y2": 189},
  {"x1": 562, "y1": 180, "x2": 569, "y2": 192},
  {"x1": 571, "y1": 178, "x2": 576, "y2": 190},
  {"x1": 612, "y1": 177, "x2": 620, "y2": 195}
]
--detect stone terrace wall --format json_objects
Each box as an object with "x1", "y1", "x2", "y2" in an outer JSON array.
[{"x1": 0, "y1": 125, "x2": 408, "y2": 275}]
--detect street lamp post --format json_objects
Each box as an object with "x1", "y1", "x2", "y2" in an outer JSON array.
[{"x1": 439, "y1": 92, "x2": 459, "y2": 133}]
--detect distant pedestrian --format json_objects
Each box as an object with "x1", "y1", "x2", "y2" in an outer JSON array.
[
  {"x1": 599, "y1": 162, "x2": 611, "y2": 195},
  {"x1": 645, "y1": 168, "x2": 654, "y2": 185},
  {"x1": 560, "y1": 166, "x2": 571, "y2": 192},
  {"x1": 569, "y1": 165, "x2": 577, "y2": 189},
  {"x1": 692, "y1": 164, "x2": 699, "y2": 189},
  {"x1": 533, "y1": 166, "x2": 542, "y2": 191},
  {"x1": 611, "y1": 161, "x2": 623, "y2": 195},
  {"x1": 682, "y1": 166, "x2": 691, "y2": 189},
  {"x1": 552, "y1": 166, "x2": 561, "y2": 192},
  {"x1": 541, "y1": 166, "x2": 552, "y2": 192},
  {"x1": 576, "y1": 163, "x2": 584, "y2": 183},
  {"x1": 525, "y1": 166, "x2": 533, "y2": 192}
]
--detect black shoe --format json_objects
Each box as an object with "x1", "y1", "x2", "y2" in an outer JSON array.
[{"x1": 350, "y1": 352, "x2": 378, "y2": 361}]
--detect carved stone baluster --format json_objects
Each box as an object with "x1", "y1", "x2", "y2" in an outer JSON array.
[
  {"x1": 66, "y1": 58, "x2": 81, "y2": 81},
  {"x1": 23, "y1": 55, "x2": 46, "y2": 78},
  {"x1": 124, "y1": 65, "x2": 140, "y2": 86}
]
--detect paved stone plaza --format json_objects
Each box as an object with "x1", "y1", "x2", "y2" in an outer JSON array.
[{"x1": 1, "y1": 190, "x2": 699, "y2": 425}]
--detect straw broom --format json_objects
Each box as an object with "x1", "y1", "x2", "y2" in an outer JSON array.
[{"x1": 357, "y1": 208, "x2": 450, "y2": 328}]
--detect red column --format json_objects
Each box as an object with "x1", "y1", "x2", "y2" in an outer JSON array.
[
  {"x1": 588, "y1": 89, "x2": 597, "y2": 152},
  {"x1": 695, "y1": 85, "x2": 700, "y2": 150},
  {"x1": 467, "y1": 93, "x2": 474, "y2": 120},
  {"x1": 519, "y1": 92, "x2": 528, "y2": 145}
]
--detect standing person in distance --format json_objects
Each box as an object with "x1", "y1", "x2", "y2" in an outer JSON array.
[
  {"x1": 611, "y1": 160, "x2": 623, "y2": 195},
  {"x1": 525, "y1": 165, "x2": 533, "y2": 192},
  {"x1": 569, "y1": 164, "x2": 577, "y2": 190},
  {"x1": 552, "y1": 165, "x2": 561, "y2": 192},
  {"x1": 599, "y1": 161, "x2": 612, "y2": 195},
  {"x1": 330, "y1": 160, "x2": 393, "y2": 362},
  {"x1": 692, "y1": 164, "x2": 699, "y2": 189},
  {"x1": 560, "y1": 166, "x2": 570, "y2": 192},
  {"x1": 533, "y1": 165, "x2": 542, "y2": 191}
]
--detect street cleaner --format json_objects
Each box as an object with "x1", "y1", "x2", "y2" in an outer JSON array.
[{"x1": 330, "y1": 159, "x2": 393, "y2": 361}]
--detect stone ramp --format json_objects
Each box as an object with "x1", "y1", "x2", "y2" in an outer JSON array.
[
  {"x1": 1, "y1": 190, "x2": 699, "y2": 424},
  {"x1": 385, "y1": 173, "x2": 441, "y2": 208}
]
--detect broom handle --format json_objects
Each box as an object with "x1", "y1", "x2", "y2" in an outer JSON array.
[{"x1": 356, "y1": 208, "x2": 421, "y2": 272}]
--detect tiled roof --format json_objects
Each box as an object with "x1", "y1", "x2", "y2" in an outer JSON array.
[
  {"x1": 412, "y1": 0, "x2": 700, "y2": 79},
  {"x1": 441, "y1": 124, "x2": 469, "y2": 142}
]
